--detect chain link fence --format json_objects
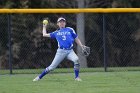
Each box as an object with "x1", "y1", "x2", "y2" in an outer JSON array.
[
  {"x1": 106, "y1": 13, "x2": 140, "y2": 71},
  {"x1": 0, "y1": 13, "x2": 140, "y2": 74},
  {"x1": 0, "y1": 14, "x2": 9, "y2": 70}
]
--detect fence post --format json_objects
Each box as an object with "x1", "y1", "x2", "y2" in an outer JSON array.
[
  {"x1": 8, "y1": 14, "x2": 12, "y2": 74},
  {"x1": 103, "y1": 14, "x2": 107, "y2": 72}
]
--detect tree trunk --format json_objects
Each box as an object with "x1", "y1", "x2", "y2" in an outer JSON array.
[{"x1": 76, "y1": 0, "x2": 87, "y2": 68}]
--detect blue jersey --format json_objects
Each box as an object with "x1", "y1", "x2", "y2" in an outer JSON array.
[{"x1": 50, "y1": 27, "x2": 77, "y2": 49}]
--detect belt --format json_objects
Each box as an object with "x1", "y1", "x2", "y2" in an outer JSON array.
[{"x1": 59, "y1": 47, "x2": 72, "y2": 50}]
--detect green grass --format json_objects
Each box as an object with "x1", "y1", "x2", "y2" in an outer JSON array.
[
  {"x1": 0, "y1": 71, "x2": 140, "y2": 93},
  {"x1": 0, "y1": 67, "x2": 140, "y2": 74}
]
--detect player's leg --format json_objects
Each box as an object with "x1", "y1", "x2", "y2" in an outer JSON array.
[
  {"x1": 67, "y1": 50, "x2": 82, "y2": 81},
  {"x1": 33, "y1": 49, "x2": 67, "y2": 81},
  {"x1": 38, "y1": 54, "x2": 66, "y2": 79}
]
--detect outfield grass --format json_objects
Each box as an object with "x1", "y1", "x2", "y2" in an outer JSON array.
[
  {"x1": 0, "y1": 67, "x2": 140, "y2": 74},
  {"x1": 0, "y1": 71, "x2": 140, "y2": 93}
]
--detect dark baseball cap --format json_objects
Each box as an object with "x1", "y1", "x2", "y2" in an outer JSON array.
[{"x1": 57, "y1": 17, "x2": 66, "y2": 22}]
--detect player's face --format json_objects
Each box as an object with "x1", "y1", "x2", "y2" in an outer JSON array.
[{"x1": 57, "y1": 20, "x2": 66, "y2": 28}]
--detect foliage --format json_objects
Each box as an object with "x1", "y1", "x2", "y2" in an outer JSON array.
[{"x1": 0, "y1": 0, "x2": 140, "y2": 69}]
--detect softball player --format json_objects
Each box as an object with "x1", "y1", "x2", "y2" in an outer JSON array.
[{"x1": 33, "y1": 17, "x2": 84, "y2": 81}]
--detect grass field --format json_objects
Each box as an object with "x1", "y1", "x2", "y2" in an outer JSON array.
[
  {"x1": 0, "y1": 71, "x2": 140, "y2": 93},
  {"x1": 1, "y1": 67, "x2": 140, "y2": 74}
]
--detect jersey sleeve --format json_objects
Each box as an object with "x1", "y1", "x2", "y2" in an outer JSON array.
[
  {"x1": 69, "y1": 27, "x2": 78, "y2": 39},
  {"x1": 50, "y1": 32, "x2": 56, "y2": 39}
]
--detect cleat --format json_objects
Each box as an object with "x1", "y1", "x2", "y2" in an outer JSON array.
[
  {"x1": 33, "y1": 76, "x2": 40, "y2": 82},
  {"x1": 75, "y1": 77, "x2": 82, "y2": 81}
]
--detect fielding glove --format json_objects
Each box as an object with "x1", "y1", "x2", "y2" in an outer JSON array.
[{"x1": 81, "y1": 45, "x2": 90, "y2": 56}]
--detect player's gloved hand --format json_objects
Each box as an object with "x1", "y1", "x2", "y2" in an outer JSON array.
[{"x1": 81, "y1": 45, "x2": 90, "y2": 56}]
